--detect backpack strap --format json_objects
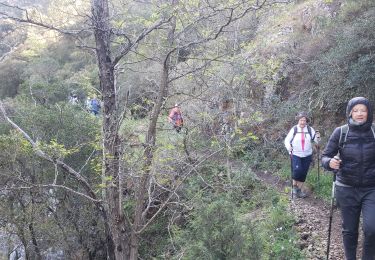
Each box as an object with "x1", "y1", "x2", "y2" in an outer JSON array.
[
  {"x1": 339, "y1": 123, "x2": 375, "y2": 149},
  {"x1": 290, "y1": 126, "x2": 298, "y2": 145},
  {"x1": 339, "y1": 124, "x2": 349, "y2": 149},
  {"x1": 307, "y1": 125, "x2": 313, "y2": 140},
  {"x1": 290, "y1": 125, "x2": 313, "y2": 144}
]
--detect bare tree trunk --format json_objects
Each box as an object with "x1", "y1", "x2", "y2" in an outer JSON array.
[
  {"x1": 129, "y1": 62, "x2": 170, "y2": 260},
  {"x1": 28, "y1": 223, "x2": 42, "y2": 260},
  {"x1": 17, "y1": 228, "x2": 30, "y2": 260},
  {"x1": 91, "y1": 0, "x2": 129, "y2": 258},
  {"x1": 29, "y1": 170, "x2": 42, "y2": 260},
  {"x1": 129, "y1": 14, "x2": 176, "y2": 259}
]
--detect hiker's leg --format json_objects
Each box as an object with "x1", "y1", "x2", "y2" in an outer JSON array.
[
  {"x1": 361, "y1": 187, "x2": 375, "y2": 260},
  {"x1": 292, "y1": 156, "x2": 307, "y2": 197},
  {"x1": 291, "y1": 155, "x2": 302, "y2": 183},
  {"x1": 298, "y1": 155, "x2": 312, "y2": 189},
  {"x1": 291, "y1": 155, "x2": 301, "y2": 191},
  {"x1": 292, "y1": 155, "x2": 311, "y2": 188},
  {"x1": 336, "y1": 186, "x2": 360, "y2": 260}
]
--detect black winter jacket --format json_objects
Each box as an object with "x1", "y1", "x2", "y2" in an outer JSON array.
[
  {"x1": 322, "y1": 97, "x2": 375, "y2": 187},
  {"x1": 321, "y1": 125, "x2": 375, "y2": 187}
]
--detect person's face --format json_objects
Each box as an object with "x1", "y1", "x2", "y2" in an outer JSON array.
[
  {"x1": 298, "y1": 117, "x2": 307, "y2": 128},
  {"x1": 351, "y1": 104, "x2": 368, "y2": 123}
]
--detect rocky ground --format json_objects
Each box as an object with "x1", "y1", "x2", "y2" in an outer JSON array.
[{"x1": 255, "y1": 171, "x2": 349, "y2": 260}]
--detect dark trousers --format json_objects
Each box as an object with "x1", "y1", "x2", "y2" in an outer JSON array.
[
  {"x1": 291, "y1": 155, "x2": 312, "y2": 182},
  {"x1": 335, "y1": 186, "x2": 375, "y2": 260},
  {"x1": 174, "y1": 125, "x2": 182, "y2": 133}
]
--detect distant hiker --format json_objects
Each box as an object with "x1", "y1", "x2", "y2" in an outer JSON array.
[
  {"x1": 322, "y1": 97, "x2": 375, "y2": 260},
  {"x1": 85, "y1": 97, "x2": 92, "y2": 112},
  {"x1": 69, "y1": 93, "x2": 79, "y2": 105},
  {"x1": 168, "y1": 104, "x2": 183, "y2": 133},
  {"x1": 284, "y1": 111, "x2": 320, "y2": 198},
  {"x1": 90, "y1": 96, "x2": 101, "y2": 116}
]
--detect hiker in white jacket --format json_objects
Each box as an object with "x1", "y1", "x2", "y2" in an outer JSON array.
[{"x1": 284, "y1": 112, "x2": 320, "y2": 198}]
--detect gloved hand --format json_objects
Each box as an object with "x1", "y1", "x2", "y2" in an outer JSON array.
[{"x1": 315, "y1": 130, "x2": 321, "y2": 140}]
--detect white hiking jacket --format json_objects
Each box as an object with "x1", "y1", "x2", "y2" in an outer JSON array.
[{"x1": 284, "y1": 125, "x2": 319, "y2": 157}]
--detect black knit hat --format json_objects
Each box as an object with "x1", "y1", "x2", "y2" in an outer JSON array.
[{"x1": 295, "y1": 111, "x2": 310, "y2": 123}]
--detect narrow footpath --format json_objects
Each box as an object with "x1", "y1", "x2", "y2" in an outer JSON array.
[{"x1": 255, "y1": 171, "x2": 346, "y2": 260}]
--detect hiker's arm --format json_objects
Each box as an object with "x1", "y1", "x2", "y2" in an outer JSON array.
[
  {"x1": 284, "y1": 128, "x2": 294, "y2": 152},
  {"x1": 168, "y1": 110, "x2": 174, "y2": 123},
  {"x1": 321, "y1": 127, "x2": 340, "y2": 171}
]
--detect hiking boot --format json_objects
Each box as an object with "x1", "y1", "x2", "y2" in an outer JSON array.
[
  {"x1": 292, "y1": 187, "x2": 299, "y2": 197},
  {"x1": 296, "y1": 189, "x2": 308, "y2": 198},
  {"x1": 292, "y1": 187, "x2": 308, "y2": 198}
]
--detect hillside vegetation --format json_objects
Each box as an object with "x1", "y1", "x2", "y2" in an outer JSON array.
[{"x1": 0, "y1": 0, "x2": 374, "y2": 258}]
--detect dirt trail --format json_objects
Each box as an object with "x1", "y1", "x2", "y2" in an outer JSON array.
[{"x1": 255, "y1": 171, "x2": 345, "y2": 260}]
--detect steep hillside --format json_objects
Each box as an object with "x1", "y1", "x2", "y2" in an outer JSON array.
[
  {"x1": 235, "y1": 0, "x2": 375, "y2": 153},
  {"x1": 0, "y1": 0, "x2": 374, "y2": 258}
]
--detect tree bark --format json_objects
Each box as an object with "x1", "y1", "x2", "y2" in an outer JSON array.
[
  {"x1": 28, "y1": 222, "x2": 42, "y2": 260},
  {"x1": 91, "y1": 0, "x2": 129, "y2": 259}
]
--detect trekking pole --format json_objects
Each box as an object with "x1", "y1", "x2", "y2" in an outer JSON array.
[
  {"x1": 317, "y1": 145, "x2": 320, "y2": 193},
  {"x1": 326, "y1": 168, "x2": 337, "y2": 260},
  {"x1": 290, "y1": 150, "x2": 294, "y2": 200}
]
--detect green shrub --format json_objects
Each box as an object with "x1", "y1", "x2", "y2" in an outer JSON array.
[
  {"x1": 174, "y1": 197, "x2": 262, "y2": 260},
  {"x1": 259, "y1": 201, "x2": 305, "y2": 260}
]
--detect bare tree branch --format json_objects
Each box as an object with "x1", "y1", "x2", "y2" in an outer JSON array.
[
  {"x1": 0, "y1": 2, "x2": 91, "y2": 36},
  {"x1": 112, "y1": 16, "x2": 173, "y2": 66},
  {"x1": 0, "y1": 101, "x2": 99, "y2": 202},
  {"x1": 137, "y1": 147, "x2": 224, "y2": 234},
  {"x1": 0, "y1": 184, "x2": 102, "y2": 203}
]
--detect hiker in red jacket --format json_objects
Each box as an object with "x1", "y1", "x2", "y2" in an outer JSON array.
[{"x1": 168, "y1": 104, "x2": 183, "y2": 133}]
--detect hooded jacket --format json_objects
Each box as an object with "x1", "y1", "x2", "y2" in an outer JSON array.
[{"x1": 321, "y1": 97, "x2": 375, "y2": 187}]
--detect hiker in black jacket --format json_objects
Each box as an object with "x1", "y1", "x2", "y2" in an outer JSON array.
[{"x1": 322, "y1": 97, "x2": 375, "y2": 260}]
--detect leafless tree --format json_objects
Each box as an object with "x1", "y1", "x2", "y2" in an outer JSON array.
[{"x1": 0, "y1": 0, "x2": 290, "y2": 258}]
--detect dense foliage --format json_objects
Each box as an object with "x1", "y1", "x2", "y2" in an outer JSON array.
[{"x1": 0, "y1": 0, "x2": 373, "y2": 258}]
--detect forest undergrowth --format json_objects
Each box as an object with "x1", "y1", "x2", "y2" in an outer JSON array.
[{"x1": 254, "y1": 156, "x2": 367, "y2": 259}]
